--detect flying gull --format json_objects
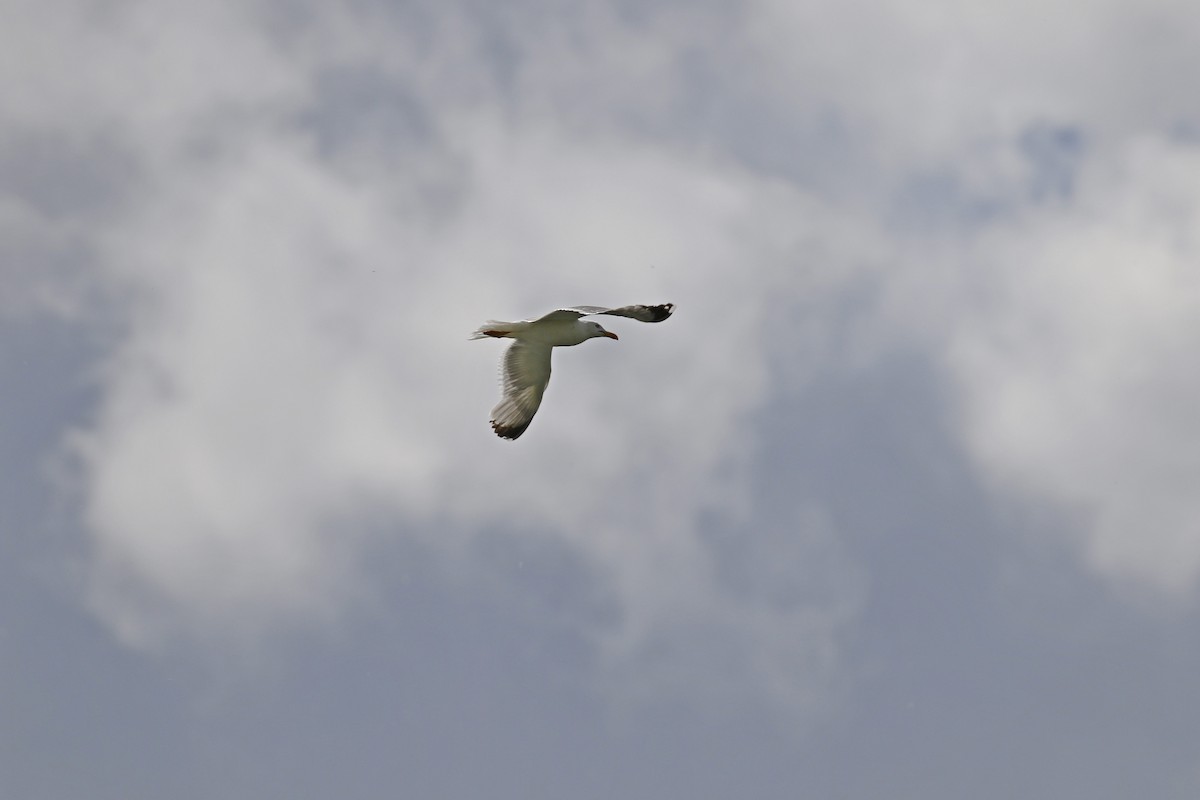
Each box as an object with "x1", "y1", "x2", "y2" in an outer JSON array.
[{"x1": 471, "y1": 303, "x2": 675, "y2": 439}]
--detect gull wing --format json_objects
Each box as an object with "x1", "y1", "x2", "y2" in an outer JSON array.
[
  {"x1": 533, "y1": 303, "x2": 675, "y2": 324},
  {"x1": 490, "y1": 340, "x2": 553, "y2": 439}
]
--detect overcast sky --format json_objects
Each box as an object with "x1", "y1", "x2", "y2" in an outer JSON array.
[{"x1": 4, "y1": 0, "x2": 1200, "y2": 797}]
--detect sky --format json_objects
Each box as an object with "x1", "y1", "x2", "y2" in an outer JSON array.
[{"x1": 3, "y1": 0, "x2": 1200, "y2": 797}]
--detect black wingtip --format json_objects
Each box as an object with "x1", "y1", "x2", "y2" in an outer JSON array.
[
  {"x1": 649, "y1": 302, "x2": 675, "y2": 322},
  {"x1": 491, "y1": 419, "x2": 531, "y2": 440}
]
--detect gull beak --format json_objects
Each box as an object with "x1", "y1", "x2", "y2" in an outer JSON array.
[{"x1": 603, "y1": 331, "x2": 619, "y2": 340}]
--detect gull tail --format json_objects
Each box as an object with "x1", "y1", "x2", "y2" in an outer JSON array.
[{"x1": 469, "y1": 320, "x2": 521, "y2": 340}]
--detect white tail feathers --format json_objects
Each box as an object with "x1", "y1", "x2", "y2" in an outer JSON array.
[{"x1": 469, "y1": 320, "x2": 519, "y2": 340}]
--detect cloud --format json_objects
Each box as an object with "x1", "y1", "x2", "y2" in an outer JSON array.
[
  {"x1": 741, "y1": 0, "x2": 1200, "y2": 600},
  {"x1": 946, "y1": 135, "x2": 1200, "y2": 599},
  {"x1": 12, "y1": 0, "x2": 878, "y2": 714},
  {"x1": 12, "y1": 0, "x2": 1200, "y2": 720}
]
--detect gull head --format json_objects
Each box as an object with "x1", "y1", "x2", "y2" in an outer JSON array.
[{"x1": 584, "y1": 321, "x2": 619, "y2": 340}]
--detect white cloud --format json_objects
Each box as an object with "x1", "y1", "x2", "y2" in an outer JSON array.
[
  {"x1": 13, "y1": 0, "x2": 875, "y2": 713},
  {"x1": 744, "y1": 0, "x2": 1200, "y2": 600},
  {"x1": 3, "y1": 1, "x2": 305, "y2": 153},
  {"x1": 947, "y1": 136, "x2": 1200, "y2": 598},
  {"x1": 12, "y1": 0, "x2": 1200, "y2": 716},
  {"x1": 749, "y1": 0, "x2": 1200, "y2": 185}
]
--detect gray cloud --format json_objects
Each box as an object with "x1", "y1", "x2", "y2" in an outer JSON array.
[
  {"x1": 5, "y1": 0, "x2": 1200, "y2": 796},
  {"x1": 945, "y1": 134, "x2": 1200, "y2": 598},
  {"x1": 29, "y1": 0, "x2": 871, "y2": 712}
]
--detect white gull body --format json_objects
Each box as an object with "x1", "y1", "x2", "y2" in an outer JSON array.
[{"x1": 470, "y1": 303, "x2": 675, "y2": 439}]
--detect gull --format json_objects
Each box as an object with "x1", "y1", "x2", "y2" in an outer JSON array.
[{"x1": 471, "y1": 303, "x2": 675, "y2": 439}]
